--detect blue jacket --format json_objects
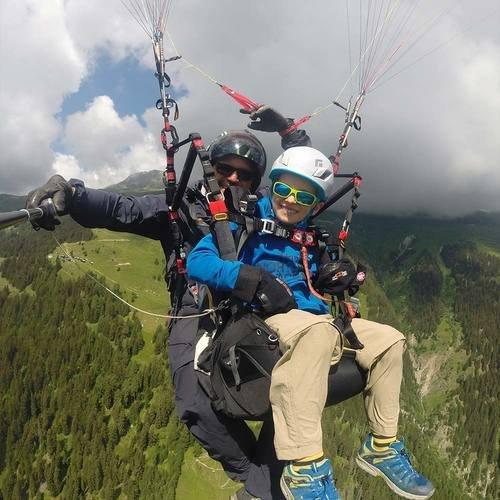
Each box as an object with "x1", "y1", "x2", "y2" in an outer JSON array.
[{"x1": 187, "y1": 196, "x2": 329, "y2": 314}]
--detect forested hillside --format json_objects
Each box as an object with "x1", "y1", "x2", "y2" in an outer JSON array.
[
  {"x1": 334, "y1": 212, "x2": 499, "y2": 499},
  {"x1": 0, "y1": 210, "x2": 498, "y2": 499},
  {"x1": 0, "y1": 221, "x2": 189, "y2": 499}
]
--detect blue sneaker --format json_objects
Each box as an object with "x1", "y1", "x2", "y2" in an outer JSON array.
[
  {"x1": 356, "y1": 435, "x2": 435, "y2": 499},
  {"x1": 280, "y1": 458, "x2": 340, "y2": 499}
]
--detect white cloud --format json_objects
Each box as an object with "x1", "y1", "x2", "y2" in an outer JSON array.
[
  {"x1": 52, "y1": 153, "x2": 83, "y2": 181},
  {"x1": 158, "y1": 0, "x2": 500, "y2": 215},
  {"x1": 1, "y1": 0, "x2": 499, "y2": 215},
  {"x1": 0, "y1": 0, "x2": 85, "y2": 194},
  {"x1": 61, "y1": 96, "x2": 163, "y2": 187},
  {"x1": 0, "y1": 0, "x2": 153, "y2": 195},
  {"x1": 450, "y1": 40, "x2": 500, "y2": 178},
  {"x1": 65, "y1": 0, "x2": 149, "y2": 63}
]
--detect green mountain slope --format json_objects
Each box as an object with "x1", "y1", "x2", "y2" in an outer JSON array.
[
  {"x1": 0, "y1": 194, "x2": 25, "y2": 212},
  {"x1": 316, "y1": 212, "x2": 499, "y2": 499},
  {"x1": 0, "y1": 221, "x2": 190, "y2": 499},
  {"x1": 0, "y1": 208, "x2": 498, "y2": 499}
]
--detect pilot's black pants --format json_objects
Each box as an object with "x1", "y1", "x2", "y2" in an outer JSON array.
[{"x1": 169, "y1": 308, "x2": 284, "y2": 500}]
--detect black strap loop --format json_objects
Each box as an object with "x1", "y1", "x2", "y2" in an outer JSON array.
[{"x1": 353, "y1": 115, "x2": 362, "y2": 131}]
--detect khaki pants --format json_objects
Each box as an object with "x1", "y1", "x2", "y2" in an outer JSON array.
[{"x1": 265, "y1": 310, "x2": 405, "y2": 461}]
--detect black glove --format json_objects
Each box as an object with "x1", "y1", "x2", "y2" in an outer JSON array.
[
  {"x1": 240, "y1": 104, "x2": 312, "y2": 149},
  {"x1": 281, "y1": 124, "x2": 311, "y2": 149},
  {"x1": 233, "y1": 264, "x2": 297, "y2": 315},
  {"x1": 25, "y1": 174, "x2": 74, "y2": 231},
  {"x1": 240, "y1": 105, "x2": 290, "y2": 133},
  {"x1": 315, "y1": 258, "x2": 363, "y2": 296}
]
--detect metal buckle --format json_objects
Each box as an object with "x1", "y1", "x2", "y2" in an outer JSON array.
[
  {"x1": 205, "y1": 190, "x2": 225, "y2": 204},
  {"x1": 239, "y1": 193, "x2": 258, "y2": 216},
  {"x1": 260, "y1": 219, "x2": 276, "y2": 234}
]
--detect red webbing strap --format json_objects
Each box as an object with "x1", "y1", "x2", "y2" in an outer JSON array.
[
  {"x1": 218, "y1": 83, "x2": 260, "y2": 113},
  {"x1": 279, "y1": 115, "x2": 312, "y2": 137},
  {"x1": 300, "y1": 246, "x2": 332, "y2": 302},
  {"x1": 208, "y1": 200, "x2": 228, "y2": 220}
]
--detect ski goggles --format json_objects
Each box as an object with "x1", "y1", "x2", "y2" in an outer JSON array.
[
  {"x1": 272, "y1": 181, "x2": 318, "y2": 207},
  {"x1": 215, "y1": 163, "x2": 256, "y2": 182}
]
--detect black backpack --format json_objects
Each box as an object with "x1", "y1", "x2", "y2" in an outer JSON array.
[{"x1": 197, "y1": 309, "x2": 281, "y2": 420}]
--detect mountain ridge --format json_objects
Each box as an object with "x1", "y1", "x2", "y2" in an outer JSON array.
[{"x1": 2, "y1": 169, "x2": 500, "y2": 220}]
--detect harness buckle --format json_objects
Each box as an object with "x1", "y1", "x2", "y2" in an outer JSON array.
[
  {"x1": 260, "y1": 219, "x2": 276, "y2": 234},
  {"x1": 239, "y1": 193, "x2": 258, "y2": 216}
]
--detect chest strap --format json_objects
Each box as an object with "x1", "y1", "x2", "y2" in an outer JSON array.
[
  {"x1": 229, "y1": 213, "x2": 318, "y2": 247},
  {"x1": 257, "y1": 218, "x2": 317, "y2": 247}
]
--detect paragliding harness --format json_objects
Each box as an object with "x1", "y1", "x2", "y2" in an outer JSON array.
[
  {"x1": 160, "y1": 130, "x2": 238, "y2": 312},
  {"x1": 189, "y1": 179, "x2": 368, "y2": 421},
  {"x1": 144, "y1": 57, "x2": 367, "y2": 418}
]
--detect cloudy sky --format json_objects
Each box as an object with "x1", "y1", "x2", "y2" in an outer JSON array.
[{"x1": 1, "y1": 0, "x2": 499, "y2": 215}]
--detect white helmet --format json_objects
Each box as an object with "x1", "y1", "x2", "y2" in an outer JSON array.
[{"x1": 269, "y1": 146, "x2": 335, "y2": 201}]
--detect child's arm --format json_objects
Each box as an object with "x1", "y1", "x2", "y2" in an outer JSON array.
[
  {"x1": 187, "y1": 233, "x2": 296, "y2": 313},
  {"x1": 187, "y1": 232, "x2": 243, "y2": 293}
]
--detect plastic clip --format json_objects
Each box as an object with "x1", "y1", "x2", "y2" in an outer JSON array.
[{"x1": 260, "y1": 219, "x2": 276, "y2": 235}]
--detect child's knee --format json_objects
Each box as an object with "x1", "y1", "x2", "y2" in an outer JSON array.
[
  {"x1": 384, "y1": 339, "x2": 405, "y2": 362},
  {"x1": 303, "y1": 322, "x2": 340, "y2": 357}
]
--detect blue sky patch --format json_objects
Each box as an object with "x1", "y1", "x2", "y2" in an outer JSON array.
[
  {"x1": 59, "y1": 51, "x2": 187, "y2": 123},
  {"x1": 53, "y1": 51, "x2": 188, "y2": 153}
]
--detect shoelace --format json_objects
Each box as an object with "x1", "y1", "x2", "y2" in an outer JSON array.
[
  {"x1": 394, "y1": 448, "x2": 421, "y2": 481},
  {"x1": 400, "y1": 448, "x2": 412, "y2": 464}
]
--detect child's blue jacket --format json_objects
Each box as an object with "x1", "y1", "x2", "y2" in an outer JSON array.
[{"x1": 187, "y1": 196, "x2": 329, "y2": 314}]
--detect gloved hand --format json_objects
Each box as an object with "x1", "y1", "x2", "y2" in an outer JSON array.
[
  {"x1": 254, "y1": 269, "x2": 297, "y2": 315},
  {"x1": 232, "y1": 264, "x2": 297, "y2": 315},
  {"x1": 241, "y1": 105, "x2": 311, "y2": 149},
  {"x1": 315, "y1": 258, "x2": 366, "y2": 296},
  {"x1": 25, "y1": 174, "x2": 74, "y2": 231},
  {"x1": 240, "y1": 105, "x2": 290, "y2": 133}
]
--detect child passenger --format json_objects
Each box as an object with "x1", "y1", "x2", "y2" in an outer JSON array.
[{"x1": 187, "y1": 147, "x2": 434, "y2": 500}]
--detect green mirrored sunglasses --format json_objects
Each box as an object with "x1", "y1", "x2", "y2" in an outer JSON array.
[{"x1": 272, "y1": 181, "x2": 318, "y2": 207}]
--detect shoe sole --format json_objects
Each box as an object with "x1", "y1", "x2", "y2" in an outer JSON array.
[
  {"x1": 280, "y1": 476, "x2": 295, "y2": 500},
  {"x1": 356, "y1": 455, "x2": 435, "y2": 500}
]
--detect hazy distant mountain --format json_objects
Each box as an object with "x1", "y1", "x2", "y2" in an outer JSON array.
[
  {"x1": 104, "y1": 170, "x2": 164, "y2": 194},
  {"x1": 0, "y1": 194, "x2": 25, "y2": 212},
  {"x1": 0, "y1": 171, "x2": 164, "y2": 214},
  {"x1": 3, "y1": 170, "x2": 500, "y2": 223}
]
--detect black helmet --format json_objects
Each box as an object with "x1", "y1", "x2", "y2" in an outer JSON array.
[{"x1": 209, "y1": 130, "x2": 267, "y2": 180}]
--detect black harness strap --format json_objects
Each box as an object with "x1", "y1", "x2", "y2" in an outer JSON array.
[
  {"x1": 190, "y1": 135, "x2": 237, "y2": 261},
  {"x1": 228, "y1": 345, "x2": 241, "y2": 388}
]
